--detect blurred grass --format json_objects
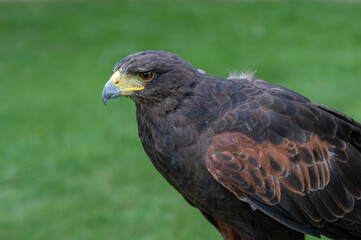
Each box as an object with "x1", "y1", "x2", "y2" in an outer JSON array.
[{"x1": 0, "y1": 0, "x2": 360, "y2": 239}]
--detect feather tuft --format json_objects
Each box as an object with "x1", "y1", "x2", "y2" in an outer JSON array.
[{"x1": 227, "y1": 70, "x2": 257, "y2": 81}]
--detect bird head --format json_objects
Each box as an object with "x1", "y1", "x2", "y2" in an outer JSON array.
[{"x1": 102, "y1": 50, "x2": 200, "y2": 105}]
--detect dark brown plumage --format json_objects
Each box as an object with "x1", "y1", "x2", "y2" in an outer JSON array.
[{"x1": 102, "y1": 50, "x2": 361, "y2": 240}]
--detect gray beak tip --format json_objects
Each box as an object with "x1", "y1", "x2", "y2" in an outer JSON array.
[
  {"x1": 102, "y1": 88, "x2": 109, "y2": 106},
  {"x1": 103, "y1": 98, "x2": 108, "y2": 106}
]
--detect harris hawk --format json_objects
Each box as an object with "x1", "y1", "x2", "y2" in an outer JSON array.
[{"x1": 102, "y1": 50, "x2": 361, "y2": 240}]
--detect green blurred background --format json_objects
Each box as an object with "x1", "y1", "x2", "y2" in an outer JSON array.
[{"x1": 1, "y1": 0, "x2": 360, "y2": 239}]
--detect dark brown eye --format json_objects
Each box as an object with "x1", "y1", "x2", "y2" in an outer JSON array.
[{"x1": 138, "y1": 72, "x2": 154, "y2": 82}]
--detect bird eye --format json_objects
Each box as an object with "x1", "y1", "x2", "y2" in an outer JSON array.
[{"x1": 138, "y1": 72, "x2": 155, "y2": 82}]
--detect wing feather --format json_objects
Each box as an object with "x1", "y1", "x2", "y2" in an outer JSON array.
[{"x1": 207, "y1": 80, "x2": 361, "y2": 233}]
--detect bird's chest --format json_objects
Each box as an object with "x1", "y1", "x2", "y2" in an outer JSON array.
[{"x1": 138, "y1": 119, "x2": 220, "y2": 203}]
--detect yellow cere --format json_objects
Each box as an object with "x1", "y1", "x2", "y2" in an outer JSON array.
[{"x1": 110, "y1": 71, "x2": 145, "y2": 93}]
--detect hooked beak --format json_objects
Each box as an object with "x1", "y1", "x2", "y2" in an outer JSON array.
[
  {"x1": 102, "y1": 71, "x2": 145, "y2": 105},
  {"x1": 102, "y1": 72, "x2": 121, "y2": 106}
]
